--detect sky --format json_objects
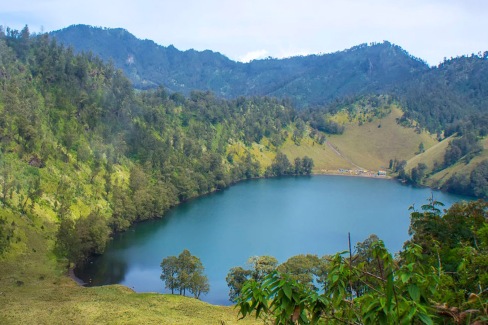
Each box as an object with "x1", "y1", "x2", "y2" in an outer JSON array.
[{"x1": 2, "y1": 0, "x2": 487, "y2": 66}]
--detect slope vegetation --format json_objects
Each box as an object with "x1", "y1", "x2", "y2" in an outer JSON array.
[{"x1": 327, "y1": 107, "x2": 437, "y2": 171}]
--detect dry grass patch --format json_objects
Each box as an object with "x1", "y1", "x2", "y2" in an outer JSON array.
[
  {"x1": 280, "y1": 136, "x2": 355, "y2": 172},
  {"x1": 328, "y1": 107, "x2": 437, "y2": 171}
]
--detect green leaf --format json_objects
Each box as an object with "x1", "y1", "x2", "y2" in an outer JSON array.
[
  {"x1": 401, "y1": 272, "x2": 411, "y2": 283},
  {"x1": 406, "y1": 305, "x2": 417, "y2": 321},
  {"x1": 417, "y1": 312, "x2": 433, "y2": 325},
  {"x1": 283, "y1": 283, "x2": 292, "y2": 300},
  {"x1": 407, "y1": 284, "x2": 420, "y2": 302},
  {"x1": 385, "y1": 273, "x2": 394, "y2": 311}
]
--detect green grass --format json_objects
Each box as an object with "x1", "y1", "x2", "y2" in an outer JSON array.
[
  {"x1": 278, "y1": 107, "x2": 438, "y2": 173},
  {"x1": 425, "y1": 136, "x2": 488, "y2": 189},
  {"x1": 405, "y1": 135, "x2": 453, "y2": 173},
  {"x1": 280, "y1": 135, "x2": 355, "y2": 172},
  {"x1": 0, "y1": 214, "x2": 260, "y2": 325}
]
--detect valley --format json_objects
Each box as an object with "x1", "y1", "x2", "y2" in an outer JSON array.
[{"x1": 0, "y1": 24, "x2": 487, "y2": 324}]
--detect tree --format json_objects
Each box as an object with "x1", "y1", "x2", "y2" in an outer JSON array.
[
  {"x1": 74, "y1": 211, "x2": 110, "y2": 262},
  {"x1": 226, "y1": 255, "x2": 278, "y2": 302},
  {"x1": 54, "y1": 217, "x2": 78, "y2": 266},
  {"x1": 418, "y1": 142, "x2": 425, "y2": 154},
  {"x1": 188, "y1": 272, "x2": 210, "y2": 299},
  {"x1": 160, "y1": 249, "x2": 209, "y2": 299},
  {"x1": 0, "y1": 161, "x2": 15, "y2": 205},
  {"x1": 302, "y1": 156, "x2": 314, "y2": 175},
  {"x1": 267, "y1": 152, "x2": 292, "y2": 176},
  {"x1": 294, "y1": 157, "x2": 303, "y2": 175},
  {"x1": 410, "y1": 162, "x2": 427, "y2": 184},
  {"x1": 160, "y1": 255, "x2": 179, "y2": 294},
  {"x1": 237, "y1": 242, "x2": 438, "y2": 325},
  {"x1": 226, "y1": 266, "x2": 252, "y2": 302},
  {"x1": 55, "y1": 211, "x2": 110, "y2": 266},
  {"x1": 277, "y1": 254, "x2": 322, "y2": 289},
  {"x1": 248, "y1": 255, "x2": 278, "y2": 281}
]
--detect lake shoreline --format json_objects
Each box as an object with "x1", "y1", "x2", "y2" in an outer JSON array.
[
  {"x1": 72, "y1": 174, "x2": 472, "y2": 307},
  {"x1": 313, "y1": 169, "x2": 392, "y2": 179}
]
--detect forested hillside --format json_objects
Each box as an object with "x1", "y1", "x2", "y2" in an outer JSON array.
[
  {"x1": 0, "y1": 26, "x2": 318, "y2": 267},
  {"x1": 51, "y1": 25, "x2": 429, "y2": 107}
]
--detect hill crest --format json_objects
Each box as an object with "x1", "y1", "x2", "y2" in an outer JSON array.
[{"x1": 51, "y1": 24, "x2": 428, "y2": 106}]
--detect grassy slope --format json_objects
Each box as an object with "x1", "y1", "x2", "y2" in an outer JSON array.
[
  {"x1": 0, "y1": 215, "x2": 258, "y2": 325},
  {"x1": 332, "y1": 107, "x2": 438, "y2": 171},
  {"x1": 283, "y1": 107, "x2": 438, "y2": 172},
  {"x1": 405, "y1": 135, "x2": 454, "y2": 172},
  {"x1": 425, "y1": 137, "x2": 488, "y2": 189},
  {"x1": 281, "y1": 136, "x2": 356, "y2": 172}
]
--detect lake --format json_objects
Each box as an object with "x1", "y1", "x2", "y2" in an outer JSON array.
[{"x1": 77, "y1": 175, "x2": 470, "y2": 305}]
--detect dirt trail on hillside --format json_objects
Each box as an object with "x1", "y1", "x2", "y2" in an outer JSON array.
[{"x1": 326, "y1": 141, "x2": 366, "y2": 170}]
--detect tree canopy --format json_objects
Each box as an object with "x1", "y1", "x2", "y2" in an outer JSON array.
[{"x1": 160, "y1": 249, "x2": 209, "y2": 299}]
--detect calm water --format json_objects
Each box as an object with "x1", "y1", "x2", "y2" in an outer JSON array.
[{"x1": 77, "y1": 176, "x2": 470, "y2": 305}]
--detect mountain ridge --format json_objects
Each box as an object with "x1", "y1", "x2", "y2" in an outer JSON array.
[{"x1": 50, "y1": 24, "x2": 429, "y2": 107}]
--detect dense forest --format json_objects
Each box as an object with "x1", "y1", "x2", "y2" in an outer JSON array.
[{"x1": 0, "y1": 26, "x2": 313, "y2": 265}]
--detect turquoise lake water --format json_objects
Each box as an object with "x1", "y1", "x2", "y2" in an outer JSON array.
[{"x1": 77, "y1": 176, "x2": 470, "y2": 305}]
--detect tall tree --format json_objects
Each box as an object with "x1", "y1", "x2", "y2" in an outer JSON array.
[
  {"x1": 160, "y1": 255, "x2": 179, "y2": 294},
  {"x1": 160, "y1": 250, "x2": 209, "y2": 299}
]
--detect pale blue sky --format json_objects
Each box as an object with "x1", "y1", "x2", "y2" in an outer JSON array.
[{"x1": 2, "y1": 0, "x2": 487, "y2": 65}]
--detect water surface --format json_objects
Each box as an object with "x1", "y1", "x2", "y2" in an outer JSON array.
[{"x1": 78, "y1": 176, "x2": 470, "y2": 305}]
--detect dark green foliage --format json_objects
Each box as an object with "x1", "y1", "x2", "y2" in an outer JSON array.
[
  {"x1": 225, "y1": 255, "x2": 278, "y2": 302},
  {"x1": 276, "y1": 254, "x2": 324, "y2": 289},
  {"x1": 266, "y1": 153, "x2": 314, "y2": 177},
  {"x1": 234, "y1": 200, "x2": 488, "y2": 323},
  {"x1": 55, "y1": 211, "x2": 110, "y2": 265},
  {"x1": 410, "y1": 163, "x2": 428, "y2": 185},
  {"x1": 266, "y1": 152, "x2": 292, "y2": 176},
  {"x1": 470, "y1": 160, "x2": 488, "y2": 198},
  {"x1": 398, "y1": 55, "x2": 488, "y2": 133},
  {"x1": 160, "y1": 249, "x2": 209, "y2": 299},
  {"x1": 226, "y1": 267, "x2": 252, "y2": 302},
  {"x1": 444, "y1": 132, "x2": 482, "y2": 168},
  {"x1": 443, "y1": 159, "x2": 488, "y2": 198},
  {"x1": 308, "y1": 114, "x2": 344, "y2": 135},
  {"x1": 418, "y1": 142, "x2": 425, "y2": 154},
  {"x1": 237, "y1": 242, "x2": 438, "y2": 324},
  {"x1": 405, "y1": 199, "x2": 488, "y2": 320},
  {"x1": 52, "y1": 26, "x2": 428, "y2": 108}
]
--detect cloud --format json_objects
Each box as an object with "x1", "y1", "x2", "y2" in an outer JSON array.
[{"x1": 237, "y1": 50, "x2": 269, "y2": 63}]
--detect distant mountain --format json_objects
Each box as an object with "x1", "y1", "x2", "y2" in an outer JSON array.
[
  {"x1": 398, "y1": 54, "x2": 488, "y2": 131},
  {"x1": 51, "y1": 25, "x2": 429, "y2": 107}
]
